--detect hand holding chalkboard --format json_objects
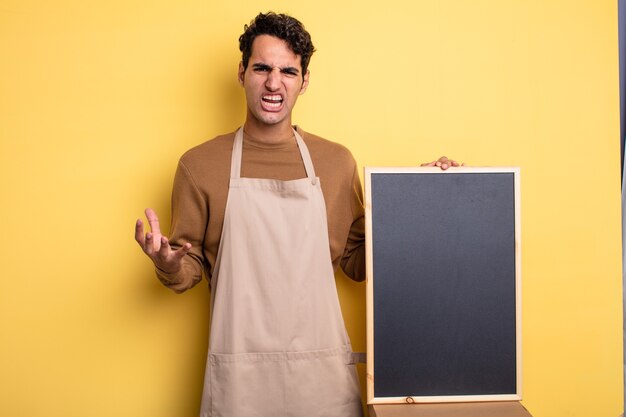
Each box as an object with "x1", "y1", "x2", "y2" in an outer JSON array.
[{"x1": 420, "y1": 156, "x2": 465, "y2": 170}]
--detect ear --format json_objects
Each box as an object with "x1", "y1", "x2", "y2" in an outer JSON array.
[
  {"x1": 299, "y1": 70, "x2": 310, "y2": 95},
  {"x1": 238, "y1": 62, "x2": 245, "y2": 85}
]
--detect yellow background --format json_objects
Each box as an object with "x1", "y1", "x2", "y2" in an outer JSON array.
[{"x1": 0, "y1": 1, "x2": 622, "y2": 416}]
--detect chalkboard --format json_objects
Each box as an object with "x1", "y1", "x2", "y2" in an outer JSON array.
[{"x1": 365, "y1": 167, "x2": 521, "y2": 404}]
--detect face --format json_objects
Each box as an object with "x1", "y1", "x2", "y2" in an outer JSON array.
[{"x1": 238, "y1": 34, "x2": 309, "y2": 131}]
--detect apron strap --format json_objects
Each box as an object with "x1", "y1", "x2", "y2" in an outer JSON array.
[
  {"x1": 231, "y1": 127, "x2": 318, "y2": 184},
  {"x1": 230, "y1": 128, "x2": 244, "y2": 180},
  {"x1": 293, "y1": 129, "x2": 317, "y2": 185}
]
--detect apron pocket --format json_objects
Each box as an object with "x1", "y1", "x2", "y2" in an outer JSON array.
[
  {"x1": 283, "y1": 346, "x2": 363, "y2": 417},
  {"x1": 208, "y1": 346, "x2": 363, "y2": 417},
  {"x1": 209, "y1": 351, "x2": 285, "y2": 417}
]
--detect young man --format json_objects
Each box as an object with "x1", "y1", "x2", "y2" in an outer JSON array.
[{"x1": 135, "y1": 12, "x2": 459, "y2": 417}]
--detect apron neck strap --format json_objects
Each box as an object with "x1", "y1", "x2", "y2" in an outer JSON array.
[{"x1": 231, "y1": 127, "x2": 317, "y2": 184}]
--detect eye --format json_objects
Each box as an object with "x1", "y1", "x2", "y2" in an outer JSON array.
[
  {"x1": 281, "y1": 68, "x2": 299, "y2": 77},
  {"x1": 252, "y1": 64, "x2": 271, "y2": 73}
]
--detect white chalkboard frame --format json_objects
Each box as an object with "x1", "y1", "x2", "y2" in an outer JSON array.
[{"x1": 365, "y1": 167, "x2": 522, "y2": 404}]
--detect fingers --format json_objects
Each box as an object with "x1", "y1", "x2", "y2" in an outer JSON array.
[
  {"x1": 433, "y1": 156, "x2": 464, "y2": 170},
  {"x1": 436, "y1": 156, "x2": 449, "y2": 170},
  {"x1": 135, "y1": 219, "x2": 145, "y2": 246},
  {"x1": 145, "y1": 208, "x2": 162, "y2": 235},
  {"x1": 144, "y1": 232, "x2": 157, "y2": 256},
  {"x1": 172, "y1": 242, "x2": 192, "y2": 260},
  {"x1": 157, "y1": 236, "x2": 171, "y2": 260},
  {"x1": 155, "y1": 238, "x2": 190, "y2": 275},
  {"x1": 136, "y1": 218, "x2": 159, "y2": 254},
  {"x1": 158, "y1": 237, "x2": 190, "y2": 260},
  {"x1": 420, "y1": 157, "x2": 457, "y2": 169},
  {"x1": 137, "y1": 209, "x2": 190, "y2": 269}
]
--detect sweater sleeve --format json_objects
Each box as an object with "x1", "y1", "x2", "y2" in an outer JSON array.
[
  {"x1": 340, "y1": 165, "x2": 366, "y2": 282},
  {"x1": 155, "y1": 159, "x2": 207, "y2": 293}
]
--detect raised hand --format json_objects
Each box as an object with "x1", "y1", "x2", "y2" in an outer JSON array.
[
  {"x1": 420, "y1": 156, "x2": 464, "y2": 170},
  {"x1": 135, "y1": 208, "x2": 191, "y2": 274}
]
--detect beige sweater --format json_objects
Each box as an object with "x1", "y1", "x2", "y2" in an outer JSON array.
[{"x1": 156, "y1": 127, "x2": 365, "y2": 292}]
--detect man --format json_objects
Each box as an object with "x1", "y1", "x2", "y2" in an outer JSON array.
[{"x1": 135, "y1": 12, "x2": 459, "y2": 417}]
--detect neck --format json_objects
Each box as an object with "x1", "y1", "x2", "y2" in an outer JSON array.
[{"x1": 243, "y1": 118, "x2": 295, "y2": 145}]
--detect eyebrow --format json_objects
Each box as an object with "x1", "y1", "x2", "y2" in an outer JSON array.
[{"x1": 251, "y1": 63, "x2": 300, "y2": 75}]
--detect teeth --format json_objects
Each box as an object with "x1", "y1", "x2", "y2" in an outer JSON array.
[{"x1": 263, "y1": 95, "x2": 283, "y2": 103}]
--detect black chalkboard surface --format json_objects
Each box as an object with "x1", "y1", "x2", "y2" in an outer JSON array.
[{"x1": 365, "y1": 167, "x2": 521, "y2": 404}]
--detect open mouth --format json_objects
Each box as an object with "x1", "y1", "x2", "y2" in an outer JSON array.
[{"x1": 262, "y1": 94, "x2": 283, "y2": 109}]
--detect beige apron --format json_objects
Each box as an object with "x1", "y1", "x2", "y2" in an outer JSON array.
[{"x1": 199, "y1": 128, "x2": 363, "y2": 417}]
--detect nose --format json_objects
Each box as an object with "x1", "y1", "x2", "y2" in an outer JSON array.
[{"x1": 265, "y1": 68, "x2": 281, "y2": 91}]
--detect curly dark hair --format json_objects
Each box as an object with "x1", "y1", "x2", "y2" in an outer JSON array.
[{"x1": 239, "y1": 12, "x2": 316, "y2": 77}]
